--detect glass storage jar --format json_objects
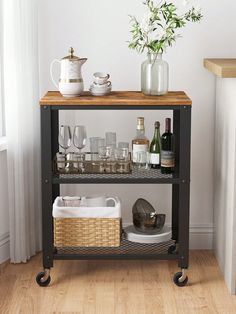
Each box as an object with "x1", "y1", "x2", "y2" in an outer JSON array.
[{"x1": 141, "y1": 53, "x2": 169, "y2": 95}]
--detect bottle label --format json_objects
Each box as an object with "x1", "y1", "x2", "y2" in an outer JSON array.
[
  {"x1": 161, "y1": 151, "x2": 175, "y2": 167},
  {"x1": 133, "y1": 144, "x2": 148, "y2": 162},
  {"x1": 149, "y1": 153, "x2": 160, "y2": 165}
]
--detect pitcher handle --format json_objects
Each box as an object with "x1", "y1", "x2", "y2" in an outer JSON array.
[{"x1": 50, "y1": 59, "x2": 60, "y2": 89}]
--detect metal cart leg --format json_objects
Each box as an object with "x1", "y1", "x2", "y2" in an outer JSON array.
[
  {"x1": 36, "y1": 105, "x2": 55, "y2": 286},
  {"x1": 178, "y1": 105, "x2": 191, "y2": 269},
  {"x1": 51, "y1": 109, "x2": 59, "y2": 159},
  {"x1": 178, "y1": 182, "x2": 190, "y2": 270},
  {"x1": 172, "y1": 109, "x2": 180, "y2": 242},
  {"x1": 169, "y1": 109, "x2": 180, "y2": 254},
  {"x1": 41, "y1": 105, "x2": 54, "y2": 269},
  {"x1": 51, "y1": 109, "x2": 60, "y2": 254},
  {"x1": 169, "y1": 184, "x2": 179, "y2": 254},
  {"x1": 173, "y1": 106, "x2": 191, "y2": 287}
]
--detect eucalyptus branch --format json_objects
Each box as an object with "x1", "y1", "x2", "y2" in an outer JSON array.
[{"x1": 128, "y1": 0, "x2": 203, "y2": 54}]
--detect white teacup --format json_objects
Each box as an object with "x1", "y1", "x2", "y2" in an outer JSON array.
[
  {"x1": 93, "y1": 72, "x2": 110, "y2": 85},
  {"x1": 81, "y1": 195, "x2": 116, "y2": 207}
]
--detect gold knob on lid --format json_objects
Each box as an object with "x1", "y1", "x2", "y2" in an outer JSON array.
[{"x1": 62, "y1": 47, "x2": 80, "y2": 60}]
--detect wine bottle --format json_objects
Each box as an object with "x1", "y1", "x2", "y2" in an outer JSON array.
[
  {"x1": 132, "y1": 117, "x2": 149, "y2": 166},
  {"x1": 149, "y1": 121, "x2": 161, "y2": 169},
  {"x1": 161, "y1": 118, "x2": 175, "y2": 174}
]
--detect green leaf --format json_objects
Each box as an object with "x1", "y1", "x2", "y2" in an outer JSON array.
[{"x1": 127, "y1": 0, "x2": 203, "y2": 54}]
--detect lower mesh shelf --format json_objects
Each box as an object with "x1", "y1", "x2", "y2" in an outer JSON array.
[
  {"x1": 58, "y1": 168, "x2": 173, "y2": 180},
  {"x1": 55, "y1": 238, "x2": 175, "y2": 257}
]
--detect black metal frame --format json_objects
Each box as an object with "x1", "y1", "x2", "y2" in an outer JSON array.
[{"x1": 40, "y1": 103, "x2": 191, "y2": 271}]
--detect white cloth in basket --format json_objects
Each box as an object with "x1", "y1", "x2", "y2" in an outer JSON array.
[{"x1": 53, "y1": 196, "x2": 121, "y2": 218}]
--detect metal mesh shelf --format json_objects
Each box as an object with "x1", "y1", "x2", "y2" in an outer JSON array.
[
  {"x1": 53, "y1": 168, "x2": 179, "y2": 184},
  {"x1": 54, "y1": 238, "x2": 176, "y2": 260}
]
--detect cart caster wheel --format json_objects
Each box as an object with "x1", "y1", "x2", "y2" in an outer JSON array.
[
  {"x1": 36, "y1": 270, "x2": 51, "y2": 287},
  {"x1": 168, "y1": 245, "x2": 176, "y2": 254},
  {"x1": 173, "y1": 271, "x2": 188, "y2": 287}
]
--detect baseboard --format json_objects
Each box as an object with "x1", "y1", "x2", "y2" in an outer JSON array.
[
  {"x1": 188, "y1": 223, "x2": 213, "y2": 249},
  {"x1": 0, "y1": 232, "x2": 10, "y2": 264},
  {"x1": 123, "y1": 223, "x2": 213, "y2": 249}
]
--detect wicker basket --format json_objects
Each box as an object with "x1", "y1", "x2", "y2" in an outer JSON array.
[
  {"x1": 54, "y1": 217, "x2": 121, "y2": 247},
  {"x1": 53, "y1": 196, "x2": 121, "y2": 247}
]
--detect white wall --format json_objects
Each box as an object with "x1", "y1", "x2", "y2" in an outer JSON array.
[
  {"x1": 0, "y1": 150, "x2": 9, "y2": 263},
  {"x1": 38, "y1": 0, "x2": 236, "y2": 248}
]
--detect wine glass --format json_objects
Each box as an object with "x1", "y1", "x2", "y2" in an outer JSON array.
[
  {"x1": 73, "y1": 125, "x2": 87, "y2": 155},
  {"x1": 58, "y1": 125, "x2": 72, "y2": 154}
]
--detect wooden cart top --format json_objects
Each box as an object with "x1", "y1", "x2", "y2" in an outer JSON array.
[{"x1": 39, "y1": 91, "x2": 192, "y2": 106}]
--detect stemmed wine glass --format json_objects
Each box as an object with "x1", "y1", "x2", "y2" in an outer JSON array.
[
  {"x1": 58, "y1": 125, "x2": 72, "y2": 154},
  {"x1": 73, "y1": 125, "x2": 87, "y2": 155}
]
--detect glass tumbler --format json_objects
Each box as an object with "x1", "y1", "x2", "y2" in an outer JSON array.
[
  {"x1": 90, "y1": 137, "x2": 100, "y2": 153},
  {"x1": 98, "y1": 138, "x2": 106, "y2": 149},
  {"x1": 136, "y1": 151, "x2": 150, "y2": 170},
  {"x1": 115, "y1": 148, "x2": 129, "y2": 173},
  {"x1": 118, "y1": 142, "x2": 129, "y2": 150},
  {"x1": 76, "y1": 153, "x2": 86, "y2": 173},
  {"x1": 98, "y1": 146, "x2": 112, "y2": 173},
  {"x1": 90, "y1": 137, "x2": 105, "y2": 161},
  {"x1": 105, "y1": 132, "x2": 116, "y2": 148}
]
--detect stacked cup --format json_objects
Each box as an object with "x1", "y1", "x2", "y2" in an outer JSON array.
[{"x1": 89, "y1": 72, "x2": 112, "y2": 96}]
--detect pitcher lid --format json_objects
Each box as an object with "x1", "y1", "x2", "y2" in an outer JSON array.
[{"x1": 62, "y1": 47, "x2": 80, "y2": 61}]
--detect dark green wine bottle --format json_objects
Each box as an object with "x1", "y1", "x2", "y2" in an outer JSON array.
[
  {"x1": 149, "y1": 121, "x2": 161, "y2": 169},
  {"x1": 161, "y1": 118, "x2": 175, "y2": 174}
]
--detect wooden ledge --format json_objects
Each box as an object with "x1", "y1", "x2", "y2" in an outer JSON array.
[
  {"x1": 40, "y1": 91, "x2": 192, "y2": 106},
  {"x1": 204, "y1": 59, "x2": 236, "y2": 78}
]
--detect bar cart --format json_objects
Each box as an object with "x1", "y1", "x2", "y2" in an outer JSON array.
[{"x1": 36, "y1": 91, "x2": 191, "y2": 287}]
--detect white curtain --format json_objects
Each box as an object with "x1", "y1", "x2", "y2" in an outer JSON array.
[{"x1": 3, "y1": 0, "x2": 42, "y2": 263}]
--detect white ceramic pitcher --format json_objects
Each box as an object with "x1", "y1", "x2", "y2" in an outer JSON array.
[{"x1": 50, "y1": 47, "x2": 87, "y2": 97}]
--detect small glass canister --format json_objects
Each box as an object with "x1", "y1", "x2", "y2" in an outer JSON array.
[
  {"x1": 77, "y1": 153, "x2": 86, "y2": 173},
  {"x1": 56, "y1": 152, "x2": 66, "y2": 171},
  {"x1": 65, "y1": 153, "x2": 75, "y2": 172}
]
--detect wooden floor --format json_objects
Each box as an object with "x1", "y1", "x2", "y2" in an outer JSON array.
[{"x1": 0, "y1": 251, "x2": 236, "y2": 314}]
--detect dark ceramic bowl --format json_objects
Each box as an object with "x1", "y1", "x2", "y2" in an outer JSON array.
[{"x1": 133, "y1": 213, "x2": 166, "y2": 234}]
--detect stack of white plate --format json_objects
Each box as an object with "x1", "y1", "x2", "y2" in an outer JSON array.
[
  {"x1": 124, "y1": 225, "x2": 171, "y2": 244},
  {"x1": 89, "y1": 83, "x2": 112, "y2": 96}
]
